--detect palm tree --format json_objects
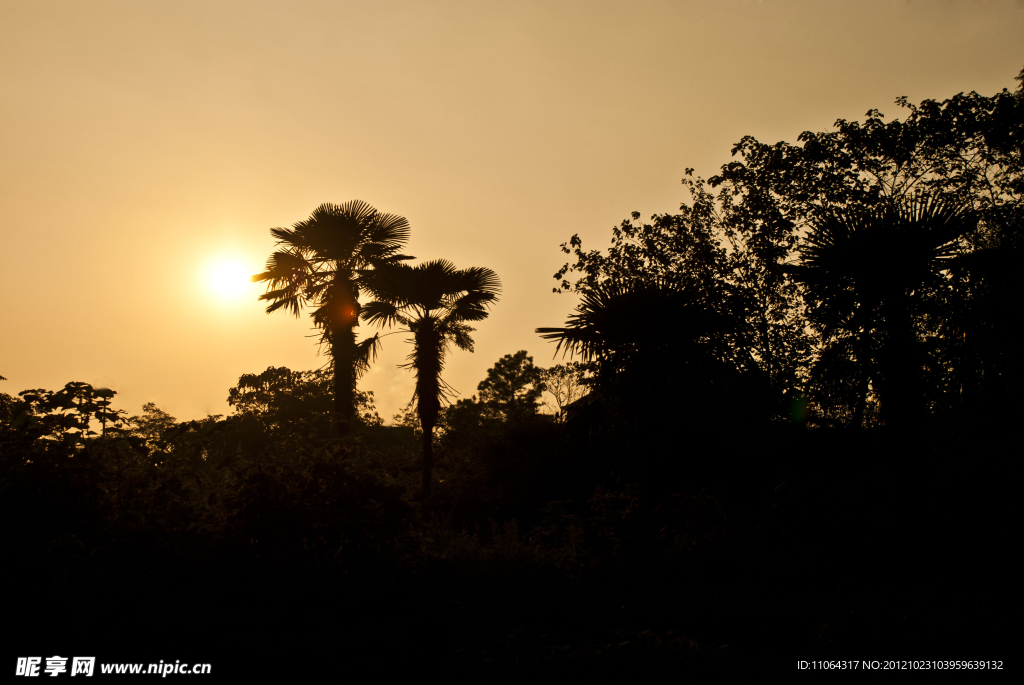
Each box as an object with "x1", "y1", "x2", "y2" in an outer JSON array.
[
  {"x1": 536, "y1": 278, "x2": 760, "y2": 423},
  {"x1": 785, "y1": 194, "x2": 975, "y2": 427},
  {"x1": 536, "y1": 278, "x2": 771, "y2": 483},
  {"x1": 362, "y1": 260, "x2": 500, "y2": 497},
  {"x1": 253, "y1": 201, "x2": 413, "y2": 438},
  {"x1": 536, "y1": 278, "x2": 751, "y2": 384}
]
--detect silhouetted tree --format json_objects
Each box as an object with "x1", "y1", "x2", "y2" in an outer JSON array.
[
  {"x1": 362, "y1": 259, "x2": 500, "y2": 498},
  {"x1": 15, "y1": 382, "x2": 127, "y2": 448},
  {"x1": 391, "y1": 400, "x2": 421, "y2": 430},
  {"x1": 540, "y1": 362, "x2": 589, "y2": 418},
  {"x1": 709, "y1": 75, "x2": 1023, "y2": 422},
  {"x1": 253, "y1": 201, "x2": 412, "y2": 438},
  {"x1": 127, "y1": 403, "x2": 177, "y2": 451},
  {"x1": 476, "y1": 350, "x2": 546, "y2": 422},
  {"x1": 227, "y1": 365, "x2": 381, "y2": 439},
  {"x1": 538, "y1": 278, "x2": 770, "y2": 483},
  {"x1": 785, "y1": 195, "x2": 976, "y2": 427}
]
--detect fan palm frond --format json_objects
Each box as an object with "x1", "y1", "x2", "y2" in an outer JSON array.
[
  {"x1": 361, "y1": 300, "x2": 403, "y2": 328},
  {"x1": 354, "y1": 334, "x2": 383, "y2": 379},
  {"x1": 537, "y1": 278, "x2": 721, "y2": 361}
]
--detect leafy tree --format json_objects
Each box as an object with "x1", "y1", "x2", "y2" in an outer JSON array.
[
  {"x1": 253, "y1": 201, "x2": 412, "y2": 438},
  {"x1": 391, "y1": 400, "x2": 421, "y2": 431},
  {"x1": 362, "y1": 259, "x2": 501, "y2": 498},
  {"x1": 14, "y1": 382, "x2": 127, "y2": 447},
  {"x1": 710, "y1": 83, "x2": 1020, "y2": 235},
  {"x1": 358, "y1": 393, "x2": 383, "y2": 428},
  {"x1": 1, "y1": 375, "x2": 18, "y2": 430},
  {"x1": 540, "y1": 362, "x2": 589, "y2": 418},
  {"x1": 127, "y1": 402, "x2": 177, "y2": 451},
  {"x1": 476, "y1": 350, "x2": 546, "y2": 422},
  {"x1": 228, "y1": 366, "x2": 382, "y2": 438},
  {"x1": 710, "y1": 73, "x2": 1023, "y2": 423}
]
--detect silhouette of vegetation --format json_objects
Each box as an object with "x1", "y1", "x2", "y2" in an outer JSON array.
[
  {"x1": 3, "y1": 70, "x2": 1019, "y2": 677},
  {"x1": 539, "y1": 361, "x2": 588, "y2": 418},
  {"x1": 703, "y1": 80, "x2": 1023, "y2": 428},
  {"x1": 785, "y1": 195, "x2": 977, "y2": 428},
  {"x1": 476, "y1": 350, "x2": 546, "y2": 422},
  {"x1": 553, "y1": 181, "x2": 810, "y2": 430},
  {"x1": 228, "y1": 365, "x2": 382, "y2": 439},
  {"x1": 362, "y1": 259, "x2": 501, "y2": 498},
  {"x1": 253, "y1": 201, "x2": 412, "y2": 438}
]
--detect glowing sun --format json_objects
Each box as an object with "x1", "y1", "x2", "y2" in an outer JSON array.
[{"x1": 205, "y1": 259, "x2": 251, "y2": 300}]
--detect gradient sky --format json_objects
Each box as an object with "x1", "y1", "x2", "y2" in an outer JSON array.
[{"x1": 2, "y1": 0, "x2": 1022, "y2": 424}]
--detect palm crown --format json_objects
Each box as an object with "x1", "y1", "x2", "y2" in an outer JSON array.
[
  {"x1": 787, "y1": 194, "x2": 973, "y2": 339},
  {"x1": 254, "y1": 201, "x2": 412, "y2": 325},
  {"x1": 536, "y1": 278, "x2": 751, "y2": 381}
]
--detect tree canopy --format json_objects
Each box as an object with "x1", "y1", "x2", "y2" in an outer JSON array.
[{"x1": 476, "y1": 350, "x2": 546, "y2": 422}]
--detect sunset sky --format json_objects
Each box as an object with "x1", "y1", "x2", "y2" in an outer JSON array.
[{"x1": 2, "y1": 0, "x2": 1021, "y2": 424}]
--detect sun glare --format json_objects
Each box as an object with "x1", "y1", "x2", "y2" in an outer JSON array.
[{"x1": 205, "y1": 259, "x2": 251, "y2": 300}]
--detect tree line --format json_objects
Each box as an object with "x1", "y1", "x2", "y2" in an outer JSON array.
[{"x1": 2, "y1": 67, "x2": 1018, "y2": 520}]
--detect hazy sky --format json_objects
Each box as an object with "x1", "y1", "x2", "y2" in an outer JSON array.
[{"x1": 2, "y1": 0, "x2": 1021, "y2": 423}]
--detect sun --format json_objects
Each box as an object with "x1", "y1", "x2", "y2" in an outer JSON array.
[{"x1": 205, "y1": 259, "x2": 251, "y2": 300}]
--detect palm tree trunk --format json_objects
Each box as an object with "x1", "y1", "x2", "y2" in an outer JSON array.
[
  {"x1": 331, "y1": 326, "x2": 356, "y2": 439},
  {"x1": 878, "y1": 295, "x2": 923, "y2": 429},
  {"x1": 417, "y1": 387, "x2": 441, "y2": 498},
  {"x1": 415, "y1": 322, "x2": 443, "y2": 499},
  {"x1": 421, "y1": 424, "x2": 433, "y2": 498}
]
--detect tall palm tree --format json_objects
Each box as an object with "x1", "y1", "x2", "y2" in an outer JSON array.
[
  {"x1": 253, "y1": 201, "x2": 413, "y2": 438},
  {"x1": 362, "y1": 260, "x2": 500, "y2": 497},
  {"x1": 785, "y1": 194, "x2": 975, "y2": 427}
]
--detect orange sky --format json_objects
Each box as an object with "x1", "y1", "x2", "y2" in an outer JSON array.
[{"x1": 2, "y1": 0, "x2": 1022, "y2": 424}]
